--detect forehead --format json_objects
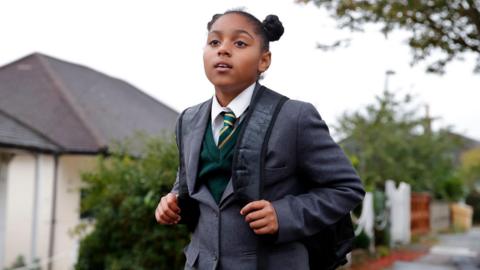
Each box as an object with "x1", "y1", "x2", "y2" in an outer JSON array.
[{"x1": 209, "y1": 13, "x2": 257, "y2": 34}]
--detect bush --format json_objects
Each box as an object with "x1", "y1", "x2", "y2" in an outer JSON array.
[
  {"x1": 439, "y1": 175, "x2": 466, "y2": 202},
  {"x1": 353, "y1": 230, "x2": 370, "y2": 250},
  {"x1": 74, "y1": 135, "x2": 190, "y2": 270}
]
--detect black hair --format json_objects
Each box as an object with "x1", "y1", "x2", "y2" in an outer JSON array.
[{"x1": 207, "y1": 9, "x2": 284, "y2": 51}]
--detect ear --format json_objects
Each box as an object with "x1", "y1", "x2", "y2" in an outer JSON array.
[{"x1": 257, "y1": 51, "x2": 271, "y2": 74}]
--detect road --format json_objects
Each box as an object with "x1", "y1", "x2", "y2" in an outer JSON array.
[{"x1": 392, "y1": 227, "x2": 480, "y2": 270}]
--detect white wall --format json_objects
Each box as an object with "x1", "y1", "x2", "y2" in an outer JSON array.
[
  {"x1": 2, "y1": 152, "x2": 96, "y2": 270},
  {"x1": 4, "y1": 153, "x2": 36, "y2": 267},
  {"x1": 51, "y1": 155, "x2": 96, "y2": 270}
]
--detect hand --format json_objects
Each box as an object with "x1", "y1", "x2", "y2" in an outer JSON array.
[
  {"x1": 155, "y1": 193, "x2": 181, "y2": 225},
  {"x1": 240, "y1": 200, "x2": 278, "y2": 235}
]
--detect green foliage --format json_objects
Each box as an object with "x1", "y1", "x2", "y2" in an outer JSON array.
[
  {"x1": 298, "y1": 0, "x2": 480, "y2": 74},
  {"x1": 336, "y1": 91, "x2": 464, "y2": 200},
  {"x1": 460, "y1": 147, "x2": 480, "y2": 189},
  {"x1": 439, "y1": 174, "x2": 467, "y2": 201},
  {"x1": 373, "y1": 190, "x2": 389, "y2": 246},
  {"x1": 74, "y1": 135, "x2": 190, "y2": 270},
  {"x1": 353, "y1": 229, "x2": 370, "y2": 250},
  {"x1": 460, "y1": 147, "x2": 480, "y2": 219}
]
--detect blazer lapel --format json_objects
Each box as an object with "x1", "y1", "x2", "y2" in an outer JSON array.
[
  {"x1": 186, "y1": 100, "x2": 211, "y2": 195},
  {"x1": 185, "y1": 100, "x2": 219, "y2": 209}
]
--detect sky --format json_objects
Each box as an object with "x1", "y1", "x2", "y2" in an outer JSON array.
[{"x1": 1, "y1": 0, "x2": 479, "y2": 140}]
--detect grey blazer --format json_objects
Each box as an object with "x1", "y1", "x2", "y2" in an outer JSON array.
[{"x1": 172, "y1": 84, "x2": 365, "y2": 270}]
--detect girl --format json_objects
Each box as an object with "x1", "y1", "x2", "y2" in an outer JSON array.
[{"x1": 155, "y1": 9, "x2": 364, "y2": 270}]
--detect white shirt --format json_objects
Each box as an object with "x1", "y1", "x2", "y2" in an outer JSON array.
[{"x1": 211, "y1": 82, "x2": 256, "y2": 145}]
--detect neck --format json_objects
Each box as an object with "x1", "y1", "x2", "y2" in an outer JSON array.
[
  {"x1": 214, "y1": 81, "x2": 255, "y2": 107},
  {"x1": 215, "y1": 88, "x2": 242, "y2": 107}
]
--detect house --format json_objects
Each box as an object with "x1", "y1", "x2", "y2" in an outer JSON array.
[{"x1": 0, "y1": 53, "x2": 178, "y2": 270}]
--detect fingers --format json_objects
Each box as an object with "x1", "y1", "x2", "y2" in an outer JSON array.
[
  {"x1": 155, "y1": 193, "x2": 181, "y2": 225},
  {"x1": 161, "y1": 197, "x2": 179, "y2": 220},
  {"x1": 155, "y1": 202, "x2": 170, "y2": 224},
  {"x1": 253, "y1": 226, "x2": 276, "y2": 235},
  {"x1": 250, "y1": 216, "x2": 278, "y2": 234},
  {"x1": 157, "y1": 212, "x2": 174, "y2": 225},
  {"x1": 166, "y1": 193, "x2": 180, "y2": 213},
  {"x1": 244, "y1": 207, "x2": 267, "y2": 223},
  {"x1": 249, "y1": 214, "x2": 277, "y2": 234},
  {"x1": 248, "y1": 217, "x2": 269, "y2": 229},
  {"x1": 240, "y1": 200, "x2": 267, "y2": 215},
  {"x1": 241, "y1": 200, "x2": 279, "y2": 235}
]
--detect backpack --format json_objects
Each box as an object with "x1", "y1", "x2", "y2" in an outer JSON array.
[{"x1": 175, "y1": 84, "x2": 354, "y2": 269}]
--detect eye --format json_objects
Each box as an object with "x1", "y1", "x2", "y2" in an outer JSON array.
[
  {"x1": 234, "y1": 40, "x2": 247, "y2": 48},
  {"x1": 208, "y1": 39, "x2": 220, "y2": 46}
]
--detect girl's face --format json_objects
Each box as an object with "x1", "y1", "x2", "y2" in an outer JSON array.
[{"x1": 203, "y1": 13, "x2": 271, "y2": 92}]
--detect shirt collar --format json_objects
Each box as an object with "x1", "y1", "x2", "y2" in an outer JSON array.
[{"x1": 211, "y1": 82, "x2": 256, "y2": 123}]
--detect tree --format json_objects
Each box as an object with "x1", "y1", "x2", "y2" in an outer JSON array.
[
  {"x1": 462, "y1": 147, "x2": 480, "y2": 223},
  {"x1": 336, "y1": 91, "x2": 465, "y2": 200},
  {"x1": 298, "y1": 0, "x2": 480, "y2": 74},
  {"x1": 74, "y1": 134, "x2": 190, "y2": 270},
  {"x1": 460, "y1": 147, "x2": 480, "y2": 188}
]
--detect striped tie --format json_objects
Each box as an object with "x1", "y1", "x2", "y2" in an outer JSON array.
[{"x1": 218, "y1": 111, "x2": 236, "y2": 149}]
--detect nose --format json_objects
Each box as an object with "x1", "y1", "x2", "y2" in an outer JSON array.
[{"x1": 217, "y1": 43, "x2": 231, "y2": 57}]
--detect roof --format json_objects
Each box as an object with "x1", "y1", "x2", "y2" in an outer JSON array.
[
  {"x1": 0, "y1": 109, "x2": 60, "y2": 152},
  {"x1": 0, "y1": 52, "x2": 178, "y2": 154}
]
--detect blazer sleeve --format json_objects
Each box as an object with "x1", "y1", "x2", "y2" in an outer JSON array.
[
  {"x1": 170, "y1": 108, "x2": 186, "y2": 195},
  {"x1": 271, "y1": 102, "x2": 365, "y2": 244},
  {"x1": 170, "y1": 171, "x2": 180, "y2": 194}
]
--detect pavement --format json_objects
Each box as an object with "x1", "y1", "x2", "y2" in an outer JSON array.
[{"x1": 392, "y1": 227, "x2": 480, "y2": 270}]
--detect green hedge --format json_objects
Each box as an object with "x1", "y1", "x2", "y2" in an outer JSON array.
[{"x1": 74, "y1": 135, "x2": 190, "y2": 270}]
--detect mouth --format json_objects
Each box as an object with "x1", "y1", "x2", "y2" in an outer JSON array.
[{"x1": 214, "y1": 62, "x2": 232, "y2": 71}]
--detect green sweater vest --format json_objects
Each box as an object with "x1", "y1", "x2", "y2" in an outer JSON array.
[{"x1": 197, "y1": 121, "x2": 243, "y2": 204}]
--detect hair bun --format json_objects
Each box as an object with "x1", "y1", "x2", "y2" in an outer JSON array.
[{"x1": 262, "y1": 15, "x2": 284, "y2": 42}]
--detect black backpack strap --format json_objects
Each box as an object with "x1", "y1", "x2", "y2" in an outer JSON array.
[
  {"x1": 259, "y1": 92, "x2": 288, "y2": 197},
  {"x1": 258, "y1": 90, "x2": 288, "y2": 270},
  {"x1": 232, "y1": 85, "x2": 289, "y2": 203},
  {"x1": 231, "y1": 84, "x2": 288, "y2": 270}
]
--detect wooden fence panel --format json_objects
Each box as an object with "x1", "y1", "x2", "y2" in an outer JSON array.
[{"x1": 411, "y1": 193, "x2": 430, "y2": 236}]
